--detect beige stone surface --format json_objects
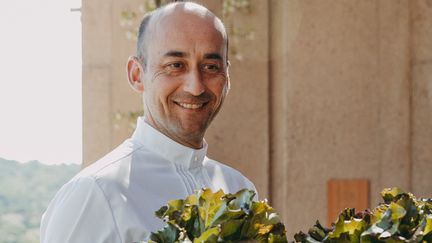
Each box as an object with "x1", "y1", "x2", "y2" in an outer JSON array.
[
  {"x1": 110, "y1": 0, "x2": 146, "y2": 146},
  {"x1": 269, "y1": 0, "x2": 413, "y2": 236},
  {"x1": 82, "y1": 0, "x2": 112, "y2": 66},
  {"x1": 375, "y1": 0, "x2": 411, "y2": 196},
  {"x1": 269, "y1": 0, "x2": 292, "y2": 220},
  {"x1": 412, "y1": 0, "x2": 432, "y2": 198},
  {"x1": 412, "y1": 64, "x2": 432, "y2": 198},
  {"x1": 82, "y1": 0, "x2": 113, "y2": 166},
  {"x1": 82, "y1": 66, "x2": 112, "y2": 165},
  {"x1": 285, "y1": 0, "x2": 382, "y2": 233}
]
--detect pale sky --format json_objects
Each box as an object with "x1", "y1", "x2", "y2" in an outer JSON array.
[{"x1": 0, "y1": 0, "x2": 82, "y2": 165}]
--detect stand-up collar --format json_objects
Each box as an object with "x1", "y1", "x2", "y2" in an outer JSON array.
[{"x1": 131, "y1": 117, "x2": 207, "y2": 169}]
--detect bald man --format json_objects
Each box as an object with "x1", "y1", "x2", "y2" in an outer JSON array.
[{"x1": 40, "y1": 2, "x2": 257, "y2": 243}]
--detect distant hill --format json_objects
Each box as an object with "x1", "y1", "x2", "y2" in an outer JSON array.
[{"x1": 0, "y1": 158, "x2": 79, "y2": 243}]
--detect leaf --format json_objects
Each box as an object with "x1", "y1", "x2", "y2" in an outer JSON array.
[
  {"x1": 149, "y1": 222, "x2": 180, "y2": 243},
  {"x1": 211, "y1": 206, "x2": 246, "y2": 227},
  {"x1": 371, "y1": 204, "x2": 388, "y2": 225},
  {"x1": 422, "y1": 215, "x2": 432, "y2": 242},
  {"x1": 193, "y1": 227, "x2": 219, "y2": 243},
  {"x1": 375, "y1": 208, "x2": 393, "y2": 231},
  {"x1": 198, "y1": 189, "x2": 225, "y2": 228},
  {"x1": 425, "y1": 215, "x2": 432, "y2": 235},
  {"x1": 183, "y1": 205, "x2": 204, "y2": 239},
  {"x1": 379, "y1": 222, "x2": 399, "y2": 240},
  {"x1": 226, "y1": 189, "x2": 256, "y2": 210},
  {"x1": 328, "y1": 208, "x2": 368, "y2": 243},
  {"x1": 389, "y1": 202, "x2": 407, "y2": 221},
  {"x1": 158, "y1": 199, "x2": 185, "y2": 222},
  {"x1": 294, "y1": 231, "x2": 322, "y2": 243},
  {"x1": 220, "y1": 219, "x2": 244, "y2": 240},
  {"x1": 259, "y1": 225, "x2": 274, "y2": 236},
  {"x1": 155, "y1": 205, "x2": 169, "y2": 219},
  {"x1": 185, "y1": 193, "x2": 199, "y2": 206},
  {"x1": 250, "y1": 200, "x2": 272, "y2": 214},
  {"x1": 168, "y1": 199, "x2": 185, "y2": 215},
  {"x1": 307, "y1": 221, "x2": 330, "y2": 241},
  {"x1": 381, "y1": 187, "x2": 405, "y2": 204},
  {"x1": 240, "y1": 209, "x2": 266, "y2": 239},
  {"x1": 268, "y1": 233, "x2": 289, "y2": 243}
]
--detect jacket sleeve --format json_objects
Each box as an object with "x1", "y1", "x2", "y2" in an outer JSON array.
[{"x1": 40, "y1": 176, "x2": 122, "y2": 243}]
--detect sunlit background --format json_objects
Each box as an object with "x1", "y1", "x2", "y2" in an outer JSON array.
[{"x1": 0, "y1": 0, "x2": 82, "y2": 165}]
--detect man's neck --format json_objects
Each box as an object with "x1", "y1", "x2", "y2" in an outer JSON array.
[{"x1": 143, "y1": 116, "x2": 204, "y2": 149}]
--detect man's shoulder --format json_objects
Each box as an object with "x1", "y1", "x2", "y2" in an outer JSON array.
[
  {"x1": 76, "y1": 139, "x2": 143, "y2": 180},
  {"x1": 47, "y1": 139, "x2": 146, "y2": 210}
]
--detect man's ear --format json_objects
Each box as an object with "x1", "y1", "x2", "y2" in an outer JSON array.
[
  {"x1": 126, "y1": 56, "x2": 145, "y2": 93},
  {"x1": 226, "y1": 63, "x2": 231, "y2": 94}
]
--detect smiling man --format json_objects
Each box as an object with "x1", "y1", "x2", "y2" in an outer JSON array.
[
  {"x1": 40, "y1": 2, "x2": 257, "y2": 243},
  {"x1": 128, "y1": 2, "x2": 230, "y2": 149}
]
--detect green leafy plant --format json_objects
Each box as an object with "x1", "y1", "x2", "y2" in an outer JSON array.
[
  {"x1": 149, "y1": 188, "x2": 288, "y2": 243},
  {"x1": 294, "y1": 187, "x2": 432, "y2": 243}
]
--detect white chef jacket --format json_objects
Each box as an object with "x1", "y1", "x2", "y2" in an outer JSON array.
[{"x1": 40, "y1": 117, "x2": 257, "y2": 243}]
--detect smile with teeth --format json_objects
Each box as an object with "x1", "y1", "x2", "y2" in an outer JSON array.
[{"x1": 176, "y1": 102, "x2": 206, "y2": 109}]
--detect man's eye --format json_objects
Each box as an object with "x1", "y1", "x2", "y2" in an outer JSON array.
[
  {"x1": 202, "y1": 64, "x2": 221, "y2": 73},
  {"x1": 165, "y1": 62, "x2": 185, "y2": 72}
]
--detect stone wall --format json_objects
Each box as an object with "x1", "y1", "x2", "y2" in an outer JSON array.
[{"x1": 412, "y1": 0, "x2": 432, "y2": 198}]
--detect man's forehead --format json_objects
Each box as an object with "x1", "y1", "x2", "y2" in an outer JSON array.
[{"x1": 141, "y1": 2, "x2": 228, "y2": 61}]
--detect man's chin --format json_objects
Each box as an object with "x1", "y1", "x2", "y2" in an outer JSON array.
[
  {"x1": 172, "y1": 129, "x2": 206, "y2": 149},
  {"x1": 178, "y1": 126, "x2": 206, "y2": 138},
  {"x1": 177, "y1": 116, "x2": 211, "y2": 130},
  {"x1": 177, "y1": 123, "x2": 208, "y2": 139}
]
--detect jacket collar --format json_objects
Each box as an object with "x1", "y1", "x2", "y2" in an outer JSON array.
[{"x1": 131, "y1": 116, "x2": 207, "y2": 169}]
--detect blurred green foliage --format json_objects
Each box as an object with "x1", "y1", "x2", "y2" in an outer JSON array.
[{"x1": 0, "y1": 158, "x2": 79, "y2": 243}]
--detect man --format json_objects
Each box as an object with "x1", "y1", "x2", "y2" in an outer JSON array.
[{"x1": 40, "y1": 2, "x2": 257, "y2": 243}]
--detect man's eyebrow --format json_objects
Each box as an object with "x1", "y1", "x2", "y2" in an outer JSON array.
[
  {"x1": 204, "y1": 53, "x2": 223, "y2": 60},
  {"x1": 163, "y1": 51, "x2": 222, "y2": 60},
  {"x1": 164, "y1": 51, "x2": 188, "y2": 58}
]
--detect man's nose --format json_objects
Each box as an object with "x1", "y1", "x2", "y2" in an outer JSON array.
[{"x1": 183, "y1": 68, "x2": 205, "y2": 96}]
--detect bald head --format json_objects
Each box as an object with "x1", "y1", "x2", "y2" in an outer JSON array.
[{"x1": 136, "y1": 2, "x2": 228, "y2": 64}]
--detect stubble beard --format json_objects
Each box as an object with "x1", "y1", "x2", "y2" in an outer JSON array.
[
  {"x1": 145, "y1": 102, "x2": 216, "y2": 148},
  {"x1": 168, "y1": 108, "x2": 215, "y2": 147},
  {"x1": 144, "y1": 89, "x2": 225, "y2": 148}
]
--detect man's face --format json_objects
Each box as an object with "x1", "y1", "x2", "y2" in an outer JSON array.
[{"x1": 141, "y1": 10, "x2": 229, "y2": 148}]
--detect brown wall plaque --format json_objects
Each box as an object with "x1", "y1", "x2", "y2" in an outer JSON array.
[{"x1": 327, "y1": 179, "x2": 369, "y2": 225}]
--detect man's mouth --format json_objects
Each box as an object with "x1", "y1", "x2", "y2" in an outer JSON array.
[{"x1": 175, "y1": 102, "x2": 207, "y2": 110}]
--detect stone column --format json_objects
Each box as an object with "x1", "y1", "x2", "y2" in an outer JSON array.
[
  {"x1": 411, "y1": 0, "x2": 432, "y2": 198},
  {"x1": 82, "y1": 0, "x2": 114, "y2": 166}
]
